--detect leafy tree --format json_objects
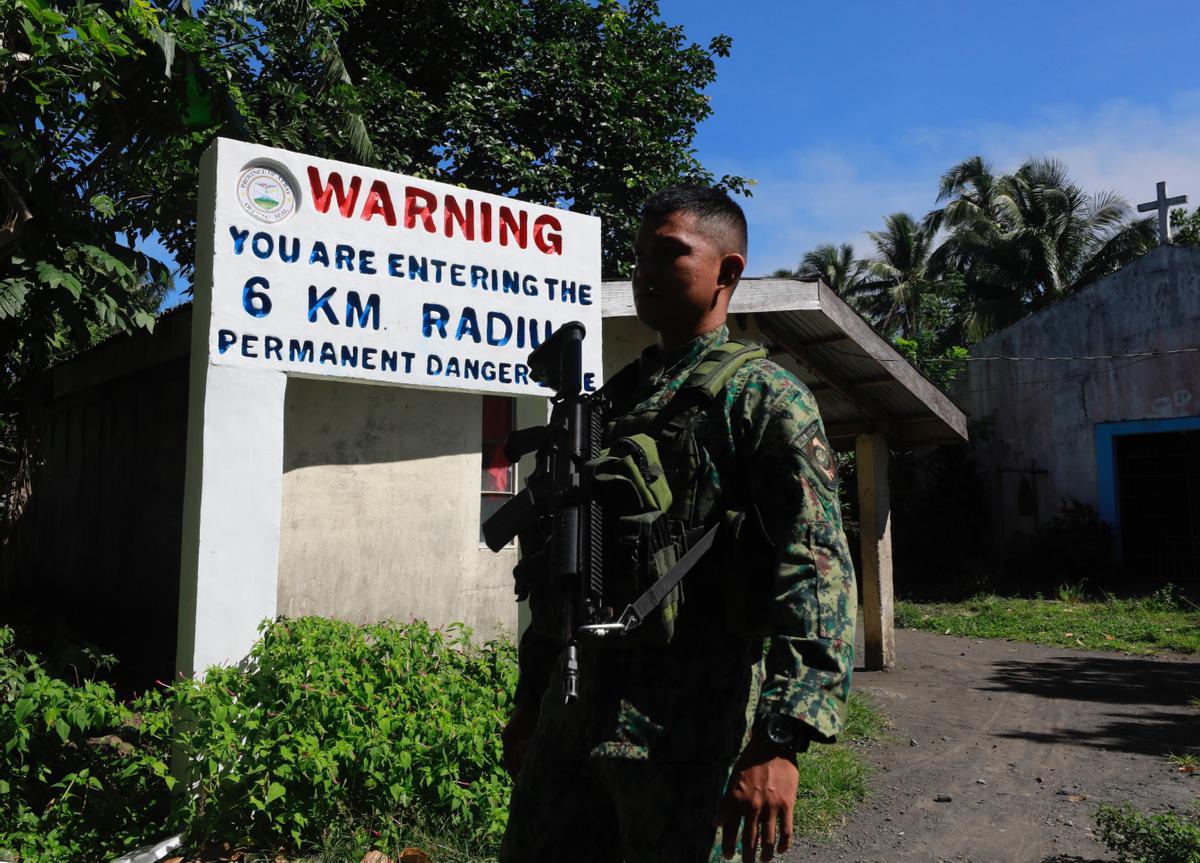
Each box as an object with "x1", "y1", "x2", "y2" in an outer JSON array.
[
  {"x1": 0, "y1": 0, "x2": 742, "y2": 516},
  {"x1": 1170, "y1": 205, "x2": 1200, "y2": 246},
  {"x1": 791, "y1": 155, "x2": 1160, "y2": 394},
  {"x1": 136, "y1": 0, "x2": 748, "y2": 282},
  {"x1": 141, "y1": 0, "x2": 399, "y2": 279},
  {"x1": 0, "y1": 0, "x2": 182, "y2": 385},
  {"x1": 0, "y1": 0, "x2": 211, "y2": 522},
  {"x1": 2, "y1": 0, "x2": 740, "y2": 368},
  {"x1": 891, "y1": 276, "x2": 969, "y2": 390},
  {"x1": 337, "y1": 0, "x2": 748, "y2": 278}
]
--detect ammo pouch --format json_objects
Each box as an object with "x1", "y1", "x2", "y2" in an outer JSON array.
[{"x1": 586, "y1": 433, "x2": 687, "y2": 644}]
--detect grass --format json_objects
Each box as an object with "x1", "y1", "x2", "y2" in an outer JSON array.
[
  {"x1": 1095, "y1": 802, "x2": 1200, "y2": 863},
  {"x1": 895, "y1": 589, "x2": 1200, "y2": 655},
  {"x1": 312, "y1": 813, "x2": 492, "y2": 863},
  {"x1": 1167, "y1": 752, "x2": 1200, "y2": 773},
  {"x1": 792, "y1": 691, "x2": 888, "y2": 838}
]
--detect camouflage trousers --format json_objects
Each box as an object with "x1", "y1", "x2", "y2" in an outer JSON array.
[{"x1": 500, "y1": 735, "x2": 741, "y2": 863}]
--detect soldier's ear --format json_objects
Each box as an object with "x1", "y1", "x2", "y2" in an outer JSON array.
[{"x1": 718, "y1": 252, "x2": 745, "y2": 291}]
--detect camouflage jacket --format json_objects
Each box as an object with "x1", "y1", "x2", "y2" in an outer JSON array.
[{"x1": 515, "y1": 325, "x2": 857, "y2": 761}]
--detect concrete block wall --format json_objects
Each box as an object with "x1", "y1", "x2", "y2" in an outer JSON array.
[{"x1": 955, "y1": 245, "x2": 1200, "y2": 541}]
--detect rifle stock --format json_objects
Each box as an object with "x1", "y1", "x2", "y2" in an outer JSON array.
[
  {"x1": 503, "y1": 425, "x2": 550, "y2": 463},
  {"x1": 482, "y1": 487, "x2": 538, "y2": 553}
]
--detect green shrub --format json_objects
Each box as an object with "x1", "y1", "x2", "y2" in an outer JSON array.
[
  {"x1": 0, "y1": 627, "x2": 176, "y2": 863},
  {"x1": 1141, "y1": 583, "x2": 1196, "y2": 613},
  {"x1": 170, "y1": 617, "x2": 517, "y2": 855},
  {"x1": 0, "y1": 618, "x2": 518, "y2": 862},
  {"x1": 1095, "y1": 802, "x2": 1200, "y2": 863}
]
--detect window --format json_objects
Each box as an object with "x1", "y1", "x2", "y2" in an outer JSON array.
[{"x1": 480, "y1": 395, "x2": 516, "y2": 544}]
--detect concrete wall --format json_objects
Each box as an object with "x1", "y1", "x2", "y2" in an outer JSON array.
[
  {"x1": 954, "y1": 245, "x2": 1200, "y2": 540},
  {"x1": 269, "y1": 318, "x2": 656, "y2": 642},
  {"x1": 275, "y1": 381, "x2": 544, "y2": 640}
]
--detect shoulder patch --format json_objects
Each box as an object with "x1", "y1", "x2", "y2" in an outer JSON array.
[{"x1": 797, "y1": 420, "x2": 838, "y2": 491}]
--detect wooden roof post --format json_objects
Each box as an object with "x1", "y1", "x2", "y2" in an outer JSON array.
[{"x1": 856, "y1": 431, "x2": 895, "y2": 671}]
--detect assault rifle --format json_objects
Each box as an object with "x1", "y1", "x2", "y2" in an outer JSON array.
[
  {"x1": 482, "y1": 321, "x2": 721, "y2": 703},
  {"x1": 481, "y1": 321, "x2": 603, "y2": 703}
]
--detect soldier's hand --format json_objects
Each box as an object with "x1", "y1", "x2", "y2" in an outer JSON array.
[
  {"x1": 501, "y1": 701, "x2": 538, "y2": 780},
  {"x1": 714, "y1": 734, "x2": 800, "y2": 861}
]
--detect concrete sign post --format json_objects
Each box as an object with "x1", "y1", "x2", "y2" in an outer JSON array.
[{"x1": 178, "y1": 138, "x2": 602, "y2": 676}]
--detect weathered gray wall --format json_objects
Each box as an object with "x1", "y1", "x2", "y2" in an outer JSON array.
[
  {"x1": 954, "y1": 245, "x2": 1200, "y2": 540},
  {"x1": 1, "y1": 309, "x2": 192, "y2": 692}
]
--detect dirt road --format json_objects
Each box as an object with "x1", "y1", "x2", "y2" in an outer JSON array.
[{"x1": 789, "y1": 628, "x2": 1199, "y2": 862}]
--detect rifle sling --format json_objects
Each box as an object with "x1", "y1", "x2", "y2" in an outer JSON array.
[{"x1": 620, "y1": 523, "x2": 720, "y2": 630}]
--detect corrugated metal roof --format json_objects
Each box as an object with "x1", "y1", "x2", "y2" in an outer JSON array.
[{"x1": 602, "y1": 277, "x2": 968, "y2": 448}]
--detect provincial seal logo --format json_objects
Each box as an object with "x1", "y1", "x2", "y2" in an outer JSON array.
[{"x1": 237, "y1": 165, "x2": 296, "y2": 224}]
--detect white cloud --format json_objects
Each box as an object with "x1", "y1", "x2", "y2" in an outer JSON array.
[
  {"x1": 933, "y1": 92, "x2": 1200, "y2": 205},
  {"x1": 719, "y1": 92, "x2": 1200, "y2": 276}
]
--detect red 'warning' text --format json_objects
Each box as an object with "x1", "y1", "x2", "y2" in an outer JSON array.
[{"x1": 306, "y1": 167, "x2": 564, "y2": 255}]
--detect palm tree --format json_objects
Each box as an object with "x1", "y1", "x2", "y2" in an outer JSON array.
[
  {"x1": 923, "y1": 155, "x2": 1005, "y2": 234},
  {"x1": 856, "y1": 212, "x2": 935, "y2": 339},
  {"x1": 795, "y1": 243, "x2": 865, "y2": 296},
  {"x1": 928, "y1": 157, "x2": 1155, "y2": 337}
]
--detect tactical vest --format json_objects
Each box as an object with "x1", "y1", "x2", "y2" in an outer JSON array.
[{"x1": 523, "y1": 338, "x2": 776, "y2": 645}]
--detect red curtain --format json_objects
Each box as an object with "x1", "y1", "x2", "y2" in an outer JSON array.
[{"x1": 481, "y1": 396, "x2": 513, "y2": 492}]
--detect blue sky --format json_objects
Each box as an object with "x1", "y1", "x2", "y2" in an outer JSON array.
[
  {"x1": 659, "y1": 0, "x2": 1200, "y2": 275},
  {"x1": 159, "y1": 0, "x2": 1200, "y2": 304}
]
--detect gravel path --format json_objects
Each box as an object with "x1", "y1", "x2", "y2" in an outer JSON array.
[{"x1": 789, "y1": 627, "x2": 1200, "y2": 862}]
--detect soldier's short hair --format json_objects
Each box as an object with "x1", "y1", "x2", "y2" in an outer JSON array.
[{"x1": 640, "y1": 185, "x2": 748, "y2": 257}]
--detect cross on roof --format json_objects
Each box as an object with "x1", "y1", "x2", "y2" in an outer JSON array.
[{"x1": 1136, "y1": 180, "x2": 1188, "y2": 245}]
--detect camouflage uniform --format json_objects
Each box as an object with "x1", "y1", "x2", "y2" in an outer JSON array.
[{"x1": 501, "y1": 325, "x2": 857, "y2": 863}]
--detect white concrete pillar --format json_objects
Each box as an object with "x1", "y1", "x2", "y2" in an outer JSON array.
[
  {"x1": 856, "y1": 431, "x2": 895, "y2": 671},
  {"x1": 176, "y1": 141, "x2": 288, "y2": 678},
  {"x1": 176, "y1": 362, "x2": 287, "y2": 678}
]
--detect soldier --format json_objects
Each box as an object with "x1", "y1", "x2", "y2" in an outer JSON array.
[{"x1": 500, "y1": 186, "x2": 857, "y2": 863}]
